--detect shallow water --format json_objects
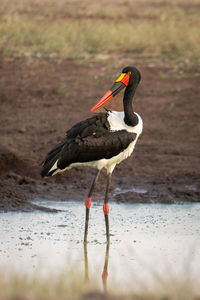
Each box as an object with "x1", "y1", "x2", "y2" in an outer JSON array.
[{"x1": 0, "y1": 201, "x2": 200, "y2": 290}]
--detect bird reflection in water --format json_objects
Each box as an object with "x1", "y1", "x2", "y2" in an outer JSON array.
[{"x1": 84, "y1": 242, "x2": 110, "y2": 292}]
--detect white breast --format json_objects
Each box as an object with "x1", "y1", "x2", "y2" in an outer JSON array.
[{"x1": 107, "y1": 111, "x2": 143, "y2": 135}]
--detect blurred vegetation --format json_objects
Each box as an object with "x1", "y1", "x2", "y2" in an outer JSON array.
[
  {"x1": 0, "y1": 0, "x2": 200, "y2": 61},
  {"x1": 0, "y1": 267, "x2": 199, "y2": 300}
]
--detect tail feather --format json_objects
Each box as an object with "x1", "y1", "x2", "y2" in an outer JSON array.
[{"x1": 40, "y1": 140, "x2": 65, "y2": 177}]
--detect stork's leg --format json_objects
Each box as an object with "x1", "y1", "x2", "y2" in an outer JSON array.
[
  {"x1": 84, "y1": 242, "x2": 89, "y2": 283},
  {"x1": 84, "y1": 169, "x2": 100, "y2": 243},
  {"x1": 103, "y1": 173, "x2": 112, "y2": 243}
]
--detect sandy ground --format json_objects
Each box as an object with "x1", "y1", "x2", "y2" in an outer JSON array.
[{"x1": 0, "y1": 54, "x2": 200, "y2": 211}]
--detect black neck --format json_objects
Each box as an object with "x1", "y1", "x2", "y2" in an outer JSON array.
[{"x1": 123, "y1": 84, "x2": 138, "y2": 126}]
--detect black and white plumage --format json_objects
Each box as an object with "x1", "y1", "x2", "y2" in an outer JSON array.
[
  {"x1": 41, "y1": 112, "x2": 142, "y2": 177},
  {"x1": 41, "y1": 66, "x2": 143, "y2": 243}
]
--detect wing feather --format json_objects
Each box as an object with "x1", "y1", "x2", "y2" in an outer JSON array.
[{"x1": 57, "y1": 130, "x2": 136, "y2": 169}]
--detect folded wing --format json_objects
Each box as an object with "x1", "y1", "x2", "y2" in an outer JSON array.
[{"x1": 41, "y1": 113, "x2": 136, "y2": 177}]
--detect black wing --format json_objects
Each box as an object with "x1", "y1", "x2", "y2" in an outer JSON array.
[
  {"x1": 41, "y1": 113, "x2": 136, "y2": 177},
  {"x1": 66, "y1": 112, "x2": 110, "y2": 138}
]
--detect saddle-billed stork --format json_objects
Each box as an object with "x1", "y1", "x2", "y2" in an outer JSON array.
[{"x1": 41, "y1": 66, "x2": 143, "y2": 243}]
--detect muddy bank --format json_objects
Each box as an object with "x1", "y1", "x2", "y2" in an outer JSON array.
[
  {"x1": 0, "y1": 56, "x2": 200, "y2": 211},
  {"x1": 0, "y1": 169, "x2": 199, "y2": 212}
]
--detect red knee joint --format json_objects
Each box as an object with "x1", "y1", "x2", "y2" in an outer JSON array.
[
  {"x1": 103, "y1": 203, "x2": 109, "y2": 215},
  {"x1": 85, "y1": 197, "x2": 92, "y2": 209}
]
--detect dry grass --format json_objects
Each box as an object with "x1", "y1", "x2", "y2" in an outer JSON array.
[
  {"x1": 0, "y1": 271, "x2": 85, "y2": 300},
  {"x1": 0, "y1": 0, "x2": 200, "y2": 61},
  {"x1": 0, "y1": 267, "x2": 200, "y2": 300}
]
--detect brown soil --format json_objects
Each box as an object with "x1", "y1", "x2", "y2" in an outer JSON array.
[{"x1": 0, "y1": 55, "x2": 200, "y2": 211}]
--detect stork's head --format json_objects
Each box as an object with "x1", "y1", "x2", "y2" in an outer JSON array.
[{"x1": 91, "y1": 66, "x2": 141, "y2": 112}]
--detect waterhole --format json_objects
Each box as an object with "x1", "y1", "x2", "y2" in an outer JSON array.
[{"x1": 0, "y1": 201, "x2": 200, "y2": 289}]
